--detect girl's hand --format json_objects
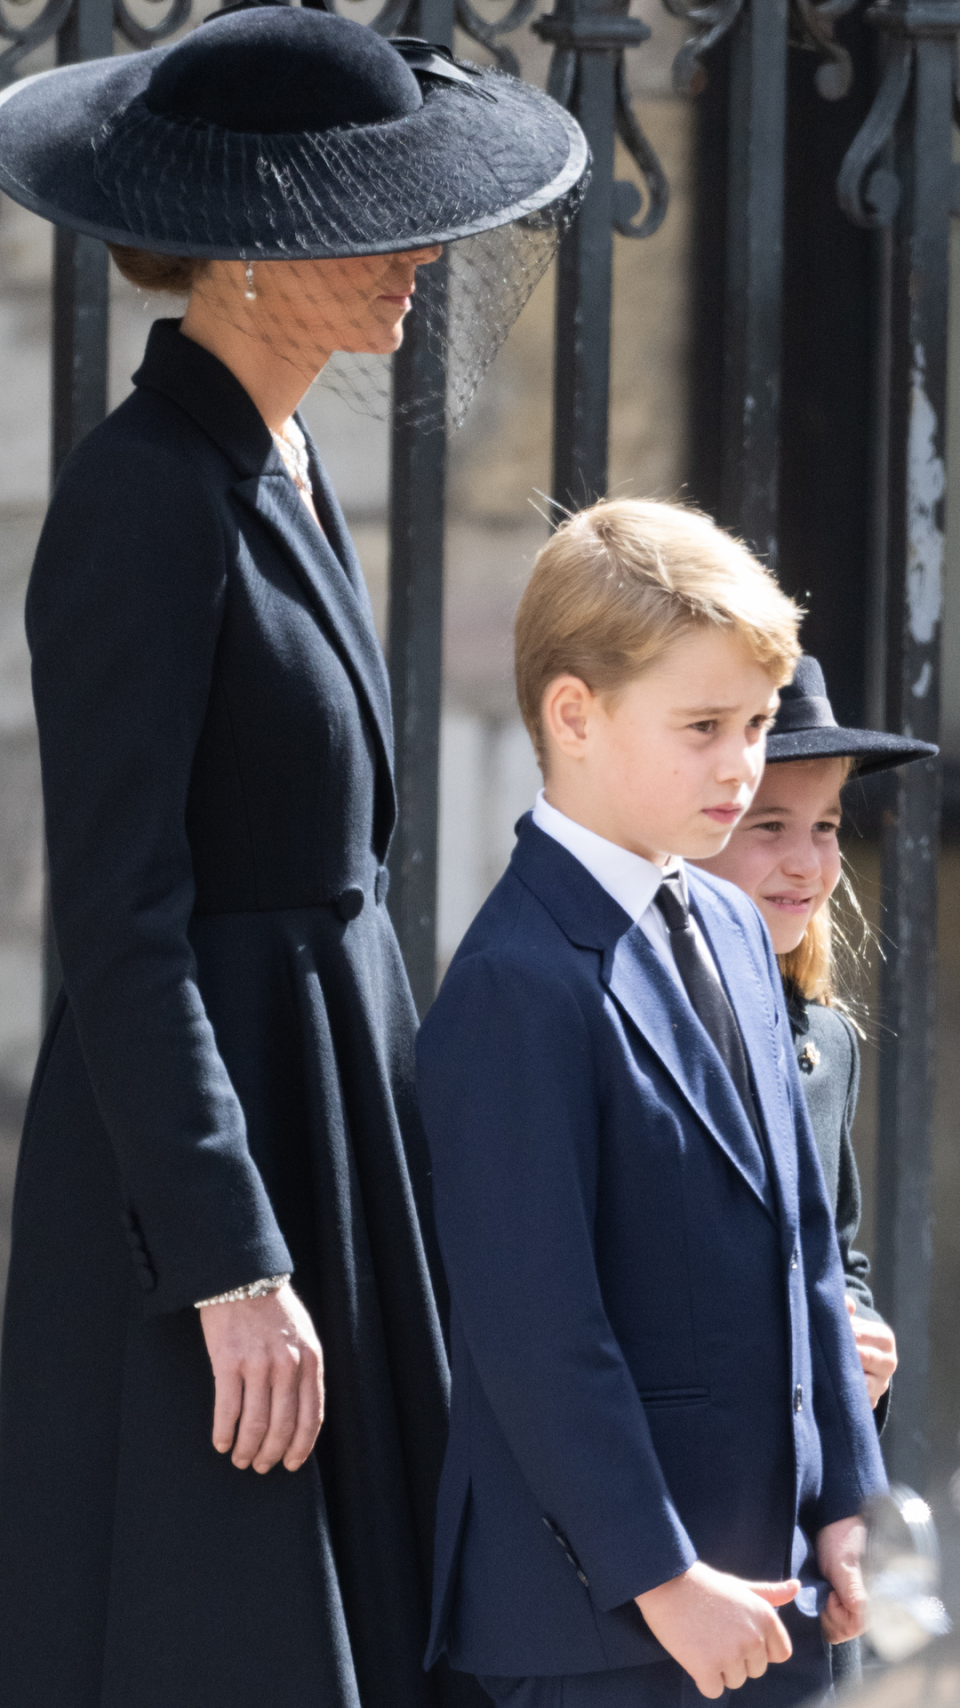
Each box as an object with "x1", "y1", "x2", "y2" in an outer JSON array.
[
  {"x1": 199, "y1": 1282, "x2": 324, "y2": 1472},
  {"x1": 817, "y1": 1515, "x2": 868, "y2": 1643},
  {"x1": 845, "y1": 1295, "x2": 898, "y2": 1408}
]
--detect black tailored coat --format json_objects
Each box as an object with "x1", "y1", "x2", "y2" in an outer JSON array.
[
  {"x1": 0, "y1": 320, "x2": 478, "y2": 1708},
  {"x1": 788, "y1": 989, "x2": 889, "y2": 1692}
]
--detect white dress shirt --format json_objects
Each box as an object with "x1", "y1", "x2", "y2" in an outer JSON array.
[{"x1": 531, "y1": 790, "x2": 721, "y2": 996}]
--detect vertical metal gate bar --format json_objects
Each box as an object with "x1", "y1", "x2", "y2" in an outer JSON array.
[
  {"x1": 872, "y1": 18, "x2": 955, "y2": 1492},
  {"x1": 720, "y1": 0, "x2": 788, "y2": 565},
  {"x1": 42, "y1": 0, "x2": 113, "y2": 1020},
  {"x1": 386, "y1": 0, "x2": 453, "y2": 1016},
  {"x1": 550, "y1": 46, "x2": 618, "y2": 509},
  {"x1": 535, "y1": 0, "x2": 653, "y2": 512}
]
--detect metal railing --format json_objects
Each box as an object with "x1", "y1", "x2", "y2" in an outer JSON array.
[{"x1": 1, "y1": 0, "x2": 955, "y2": 1488}]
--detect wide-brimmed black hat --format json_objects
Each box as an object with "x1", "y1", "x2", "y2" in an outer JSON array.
[
  {"x1": 0, "y1": 5, "x2": 588, "y2": 259},
  {"x1": 766, "y1": 654, "x2": 938, "y2": 776}
]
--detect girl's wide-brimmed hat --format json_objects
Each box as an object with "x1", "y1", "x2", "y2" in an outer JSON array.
[
  {"x1": 767, "y1": 654, "x2": 938, "y2": 777},
  {"x1": 0, "y1": 4, "x2": 588, "y2": 259}
]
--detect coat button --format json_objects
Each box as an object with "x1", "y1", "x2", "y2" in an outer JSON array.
[
  {"x1": 335, "y1": 886, "x2": 364, "y2": 922},
  {"x1": 793, "y1": 1384, "x2": 803, "y2": 1412}
]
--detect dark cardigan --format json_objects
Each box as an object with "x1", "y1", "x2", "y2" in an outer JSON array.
[{"x1": 0, "y1": 321, "x2": 479, "y2": 1708}]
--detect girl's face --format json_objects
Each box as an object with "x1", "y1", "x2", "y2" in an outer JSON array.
[{"x1": 695, "y1": 756, "x2": 846, "y2": 955}]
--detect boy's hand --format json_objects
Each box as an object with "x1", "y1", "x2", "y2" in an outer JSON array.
[
  {"x1": 845, "y1": 1295, "x2": 898, "y2": 1408},
  {"x1": 199, "y1": 1282, "x2": 324, "y2": 1473},
  {"x1": 817, "y1": 1515, "x2": 868, "y2": 1644},
  {"x1": 635, "y1": 1562, "x2": 799, "y2": 1698}
]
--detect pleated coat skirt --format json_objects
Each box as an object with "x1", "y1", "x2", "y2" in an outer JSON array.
[{"x1": 0, "y1": 320, "x2": 474, "y2": 1708}]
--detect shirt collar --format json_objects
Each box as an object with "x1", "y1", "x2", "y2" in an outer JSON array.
[{"x1": 532, "y1": 790, "x2": 684, "y2": 924}]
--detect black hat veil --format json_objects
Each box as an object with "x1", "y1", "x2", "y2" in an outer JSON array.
[{"x1": 0, "y1": 7, "x2": 588, "y2": 259}]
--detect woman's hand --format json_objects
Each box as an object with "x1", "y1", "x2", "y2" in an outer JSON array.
[
  {"x1": 845, "y1": 1295, "x2": 898, "y2": 1408},
  {"x1": 199, "y1": 1282, "x2": 324, "y2": 1472}
]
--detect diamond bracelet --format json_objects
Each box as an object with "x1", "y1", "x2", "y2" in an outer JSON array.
[{"x1": 194, "y1": 1273, "x2": 291, "y2": 1309}]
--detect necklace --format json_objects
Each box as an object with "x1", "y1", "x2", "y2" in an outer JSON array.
[{"x1": 270, "y1": 418, "x2": 312, "y2": 497}]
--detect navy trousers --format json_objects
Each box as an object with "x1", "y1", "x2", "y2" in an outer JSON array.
[{"x1": 476, "y1": 1605, "x2": 831, "y2": 1708}]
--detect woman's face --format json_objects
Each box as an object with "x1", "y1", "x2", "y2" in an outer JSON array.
[
  {"x1": 204, "y1": 248, "x2": 443, "y2": 375},
  {"x1": 694, "y1": 756, "x2": 846, "y2": 955}
]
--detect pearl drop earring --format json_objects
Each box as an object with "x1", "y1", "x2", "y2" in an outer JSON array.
[{"x1": 244, "y1": 262, "x2": 256, "y2": 301}]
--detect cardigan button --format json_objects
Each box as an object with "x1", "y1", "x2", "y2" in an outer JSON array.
[{"x1": 335, "y1": 886, "x2": 364, "y2": 923}]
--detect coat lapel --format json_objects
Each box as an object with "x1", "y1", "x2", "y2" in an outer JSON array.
[
  {"x1": 232, "y1": 469, "x2": 396, "y2": 791},
  {"x1": 510, "y1": 818, "x2": 778, "y2": 1221},
  {"x1": 132, "y1": 320, "x2": 396, "y2": 809},
  {"x1": 603, "y1": 926, "x2": 778, "y2": 1220}
]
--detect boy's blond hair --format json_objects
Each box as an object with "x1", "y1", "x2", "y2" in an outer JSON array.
[{"x1": 515, "y1": 499, "x2": 802, "y2": 766}]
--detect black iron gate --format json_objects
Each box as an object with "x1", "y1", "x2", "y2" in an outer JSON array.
[{"x1": 0, "y1": 0, "x2": 954, "y2": 1489}]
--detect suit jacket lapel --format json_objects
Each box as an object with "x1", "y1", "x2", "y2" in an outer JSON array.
[
  {"x1": 232, "y1": 469, "x2": 396, "y2": 793},
  {"x1": 603, "y1": 927, "x2": 778, "y2": 1220},
  {"x1": 510, "y1": 819, "x2": 778, "y2": 1221}
]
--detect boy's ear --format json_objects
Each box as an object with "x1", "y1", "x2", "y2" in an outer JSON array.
[{"x1": 542, "y1": 674, "x2": 595, "y2": 761}]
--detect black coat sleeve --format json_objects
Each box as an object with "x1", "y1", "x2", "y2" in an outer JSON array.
[
  {"x1": 26, "y1": 427, "x2": 292, "y2": 1315},
  {"x1": 831, "y1": 1016, "x2": 876, "y2": 1317},
  {"x1": 832, "y1": 1018, "x2": 892, "y2": 1433}
]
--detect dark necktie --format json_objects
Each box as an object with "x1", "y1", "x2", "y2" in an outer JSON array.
[{"x1": 654, "y1": 870, "x2": 762, "y2": 1139}]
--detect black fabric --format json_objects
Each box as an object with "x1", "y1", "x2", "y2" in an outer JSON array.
[
  {"x1": 146, "y1": 8, "x2": 424, "y2": 132},
  {"x1": 0, "y1": 319, "x2": 486, "y2": 1708},
  {"x1": 0, "y1": 9, "x2": 588, "y2": 259},
  {"x1": 767, "y1": 654, "x2": 937, "y2": 775},
  {"x1": 654, "y1": 872, "x2": 761, "y2": 1139},
  {"x1": 785, "y1": 989, "x2": 891, "y2": 1438},
  {"x1": 786, "y1": 990, "x2": 887, "y2": 1689}
]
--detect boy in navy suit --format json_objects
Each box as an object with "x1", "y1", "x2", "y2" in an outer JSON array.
[{"x1": 416, "y1": 501, "x2": 887, "y2": 1707}]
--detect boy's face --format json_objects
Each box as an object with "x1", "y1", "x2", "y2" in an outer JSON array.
[{"x1": 541, "y1": 628, "x2": 781, "y2": 865}]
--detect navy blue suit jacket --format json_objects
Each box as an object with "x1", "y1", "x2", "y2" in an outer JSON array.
[{"x1": 416, "y1": 817, "x2": 887, "y2": 1678}]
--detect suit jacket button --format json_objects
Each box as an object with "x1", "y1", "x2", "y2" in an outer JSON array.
[
  {"x1": 793, "y1": 1384, "x2": 803, "y2": 1412},
  {"x1": 335, "y1": 886, "x2": 364, "y2": 922}
]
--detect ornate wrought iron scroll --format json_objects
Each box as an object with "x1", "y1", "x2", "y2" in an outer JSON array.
[
  {"x1": 0, "y1": 0, "x2": 194, "y2": 86},
  {"x1": 790, "y1": 0, "x2": 859, "y2": 100},
  {"x1": 663, "y1": 0, "x2": 745, "y2": 97},
  {"x1": 0, "y1": 0, "x2": 75, "y2": 88}
]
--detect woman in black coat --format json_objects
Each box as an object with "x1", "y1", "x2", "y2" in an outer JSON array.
[
  {"x1": 698, "y1": 652, "x2": 937, "y2": 1687},
  {"x1": 0, "y1": 10, "x2": 586, "y2": 1706}
]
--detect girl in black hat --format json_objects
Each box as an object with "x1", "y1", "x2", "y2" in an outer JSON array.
[
  {"x1": 0, "y1": 10, "x2": 586, "y2": 1708},
  {"x1": 697, "y1": 654, "x2": 937, "y2": 1686}
]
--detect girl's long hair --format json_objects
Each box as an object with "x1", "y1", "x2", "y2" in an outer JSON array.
[{"x1": 776, "y1": 758, "x2": 872, "y2": 1021}]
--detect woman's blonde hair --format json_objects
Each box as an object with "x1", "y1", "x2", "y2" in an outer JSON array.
[
  {"x1": 515, "y1": 499, "x2": 802, "y2": 767},
  {"x1": 777, "y1": 757, "x2": 872, "y2": 1014},
  {"x1": 108, "y1": 245, "x2": 207, "y2": 295}
]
